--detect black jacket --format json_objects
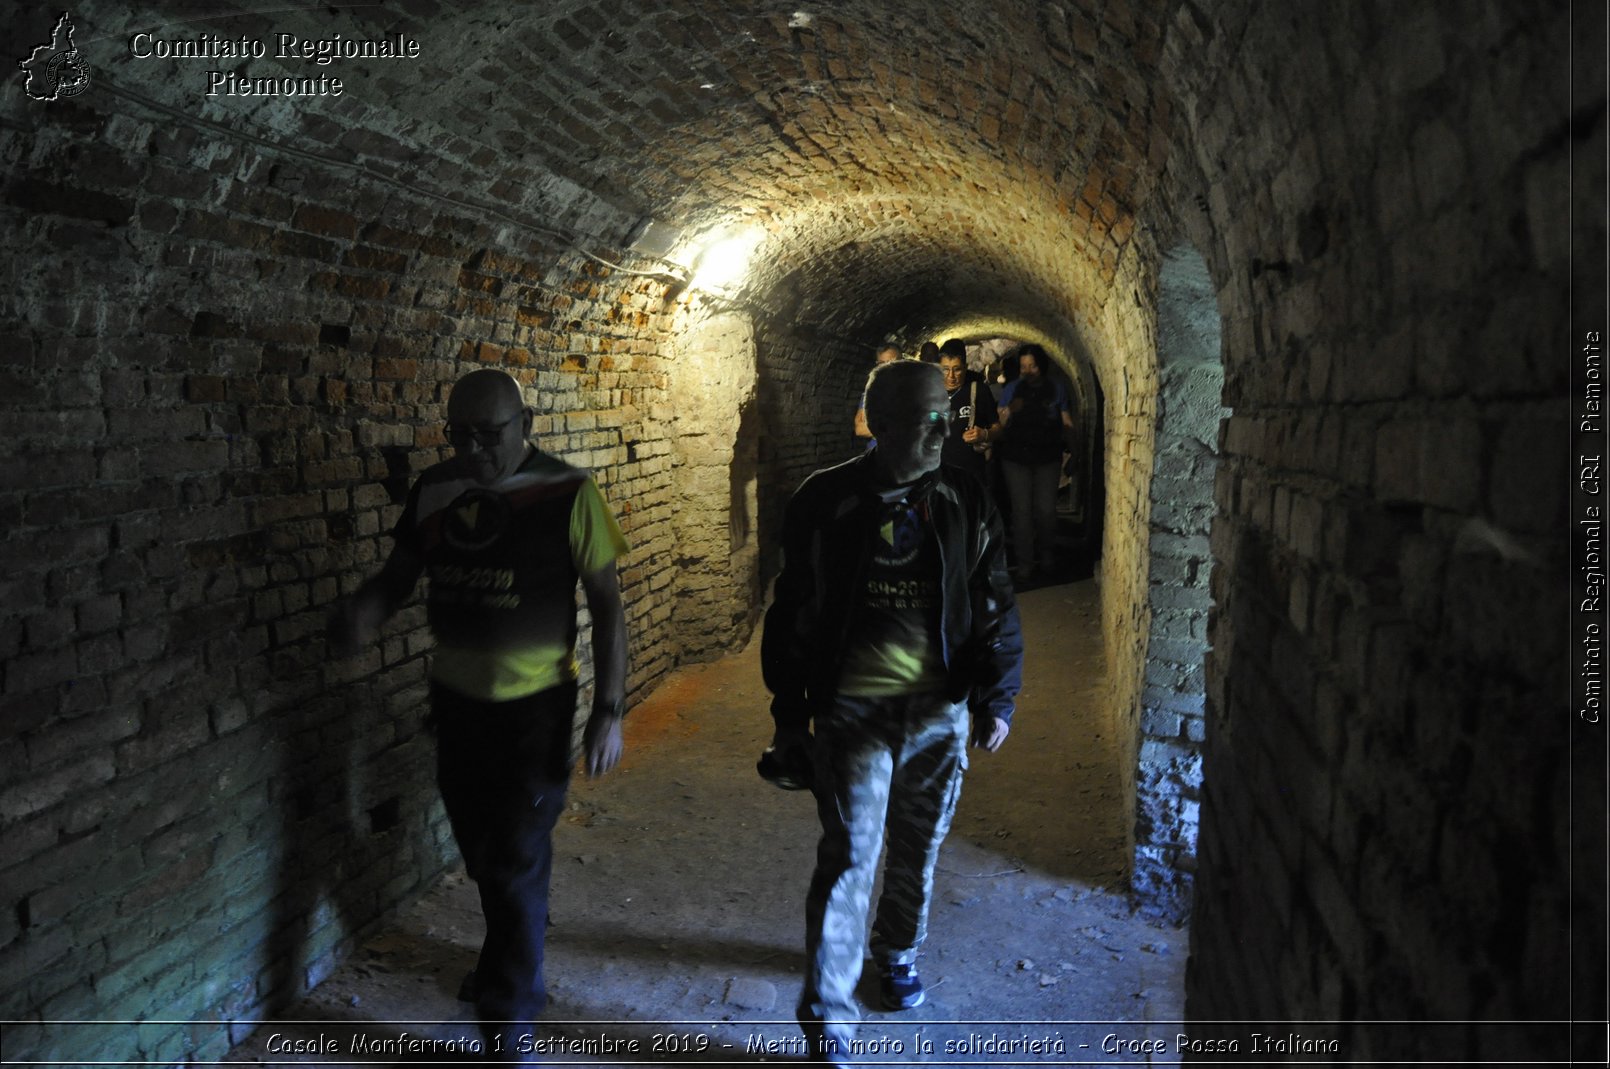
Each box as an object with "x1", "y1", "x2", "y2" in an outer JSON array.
[{"x1": 761, "y1": 451, "x2": 1024, "y2": 729}]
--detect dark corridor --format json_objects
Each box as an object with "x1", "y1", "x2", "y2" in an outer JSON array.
[{"x1": 0, "y1": 1, "x2": 1602, "y2": 1065}]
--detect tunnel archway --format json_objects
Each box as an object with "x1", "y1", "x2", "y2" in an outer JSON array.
[
  {"x1": 1, "y1": 0, "x2": 1207, "y2": 1048},
  {"x1": 2, "y1": 2, "x2": 1586, "y2": 1063},
  {"x1": 667, "y1": 306, "x2": 761, "y2": 660},
  {"x1": 948, "y1": 331, "x2": 1106, "y2": 561}
]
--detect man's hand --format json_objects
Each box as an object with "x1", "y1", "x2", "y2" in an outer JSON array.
[
  {"x1": 971, "y1": 715, "x2": 1010, "y2": 752},
  {"x1": 759, "y1": 721, "x2": 814, "y2": 790},
  {"x1": 583, "y1": 710, "x2": 624, "y2": 777},
  {"x1": 325, "y1": 545, "x2": 421, "y2": 659},
  {"x1": 962, "y1": 425, "x2": 985, "y2": 445}
]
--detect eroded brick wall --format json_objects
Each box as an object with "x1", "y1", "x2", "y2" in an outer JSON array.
[
  {"x1": 1132, "y1": 246, "x2": 1224, "y2": 921},
  {"x1": 1135, "y1": 369, "x2": 1220, "y2": 919}
]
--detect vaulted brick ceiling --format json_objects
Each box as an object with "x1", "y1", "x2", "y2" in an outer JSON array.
[{"x1": 99, "y1": 0, "x2": 1175, "y2": 343}]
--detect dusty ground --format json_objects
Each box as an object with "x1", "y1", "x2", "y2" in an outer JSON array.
[{"x1": 227, "y1": 578, "x2": 1187, "y2": 1067}]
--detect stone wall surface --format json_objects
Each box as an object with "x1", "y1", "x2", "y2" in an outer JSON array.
[
  {"x1": 0, "y1": 0, "x2": 1598, "y2": 1064},
  {"x1": 0, "y1": 62, "x2": 685, "y2": 1064},
  {"x1": 1163, "y1": 1, "x2": 1589, "y2": 1060},
  {"x1": 669, "y1": 309, "x2": 762, "y2": 658}
]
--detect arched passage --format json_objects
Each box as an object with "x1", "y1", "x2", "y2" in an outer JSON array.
[{"x1": 0, "y1": 1, "x2": 1587, "y2": 1064}]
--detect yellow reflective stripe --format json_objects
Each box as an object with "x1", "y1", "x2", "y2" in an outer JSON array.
[
  {"x1": 430, "y1": 645, "x2": 579, "y2": 703},
  {"x1": 837, "y1": 641, "x2": 947, "y2": 697}
]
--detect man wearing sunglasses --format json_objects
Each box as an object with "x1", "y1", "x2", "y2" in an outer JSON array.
[
  {"x1": 327, "y1": 368, "x2": 628, "y2": 1056},
  {"x1": 762, "y1": 360, "x2": 1023, "y2": 1065}
]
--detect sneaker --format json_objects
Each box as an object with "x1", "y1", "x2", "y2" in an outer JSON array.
[{"x1": 879, "y1": 962, "x2": 925, "y2": 1010}]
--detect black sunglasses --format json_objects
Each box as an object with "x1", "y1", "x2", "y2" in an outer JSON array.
[{"x1": 444, "y1": 412, "x2": 521, "y2": 447}]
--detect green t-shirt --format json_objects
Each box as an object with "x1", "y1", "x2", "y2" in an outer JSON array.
[
  {"x1": 836, "y1": 488, "x2": 947, "y2": 696},
  {"x1": 397, "y1": 450, "x2": 627, "y2": 701}
]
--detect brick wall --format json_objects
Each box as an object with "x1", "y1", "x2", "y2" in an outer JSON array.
[
  {"x1": 1081, "y1": 245, "x2": 1163, "y2": 894},
  {"x1": 1165, "y1": 2, "x2": 1583, "y2": 1058},
  {"x1": 2, "y1": 0, "x2": 1596, "y2": 1062},
  {"x1": 754, "y1": 323, "x2": 869, "y2": 585},
  {"x1": 0, "y1": 89, "x2": 687, "y2": 1063}
]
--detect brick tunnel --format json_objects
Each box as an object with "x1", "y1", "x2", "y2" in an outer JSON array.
[{"x1": 1, "y1": 0, "x2": 1603, "y2": 1064}]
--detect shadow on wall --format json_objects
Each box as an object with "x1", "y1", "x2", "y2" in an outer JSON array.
[
  {"x1": 751, "y1": 322, "x2": 871, "y2": 595},
  {"x1": 729, "y1": 395, "x2": 761, "y2": 635},
  {"x1": 219, "y1": 435, "x2": 453, "y2": 1037},
  {"x1": 265, "y1": 687, "x2": 373, "y2": 1014},
  {"x1": 258, "y1": 595, "x2": 445, "y2": 1033}
]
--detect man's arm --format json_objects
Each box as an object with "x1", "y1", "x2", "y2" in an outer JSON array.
[
  {"x1": 997, "y1": 382, "x2": 1018, "y2": 428},
  {"x1": 963, "y1": 386, "x2": 1002, "y2": 446},
  {"x1": 579, "y1": 560, "x2": 627, "y2": 776},
  {"x1": 327, "y1": 541, "x2": 423, "y2": 657},
  {"x1": 966, "y1": 488, "x2": 1024, "y2": 751},
  {"x1": 760, "y1": 483, "x2": 819, "y2": 749}
]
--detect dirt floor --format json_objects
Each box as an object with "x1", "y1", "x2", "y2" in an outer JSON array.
[{"x1": 226, "y1": 578, "x2": 1188, "y2": 1067}]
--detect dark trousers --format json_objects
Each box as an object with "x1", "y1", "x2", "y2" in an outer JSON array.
[
  {"x1": 432, "y1": 681, "x2": 576, "y2": 1041},
  {"x1": 1001, "y1": 458, "x2": 1061, "y2": 574}
]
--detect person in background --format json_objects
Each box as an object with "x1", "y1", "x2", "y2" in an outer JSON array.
[
  {"x1": 938, "y1": 339, "x2": 998, "y2": 487},
  {"x1": 853, "y1": 343, "x2": 903, "y2": 443},
  {"x1": 994, "y1": 344, "x2": 1074, "y2": 585}
]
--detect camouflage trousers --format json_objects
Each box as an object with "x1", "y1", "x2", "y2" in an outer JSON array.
[{"x1": 798, "y1": 692, "x2": 969, "y2": 1054}]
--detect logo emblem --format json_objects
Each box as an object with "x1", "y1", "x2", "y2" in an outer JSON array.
[
  {"x1": 19, "y1": 12, "x2": 91, "y2": 101},
  {"x1": 876, "y1": 503, "x2": 924, "y2": 567},
  {"x1": 442, "y1": 487, "x2": 510, "y2": 553}
]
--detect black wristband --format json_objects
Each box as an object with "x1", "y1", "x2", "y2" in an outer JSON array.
[{"x1": 592, "y1": 696, "x2": 625, "y2": 719}]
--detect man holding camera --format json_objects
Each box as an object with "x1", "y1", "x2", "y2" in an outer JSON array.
[{"x1": 762, "y1": 359, "x2": 1023, "y2": 1064}]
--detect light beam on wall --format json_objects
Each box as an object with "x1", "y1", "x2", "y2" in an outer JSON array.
[{"x1": 686, "y1": 227, "x2": 764, "y2": 294}]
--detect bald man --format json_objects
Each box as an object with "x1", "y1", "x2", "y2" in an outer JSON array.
[
  {"x1": 328, "y1": 368, "x2": 628, "y2": 1054},
  {"x1": 764, "y1": 360, "x2": 1023, "y2": 1065}
]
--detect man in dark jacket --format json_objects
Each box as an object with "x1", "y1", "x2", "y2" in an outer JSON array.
[
  {"x1": 762, "y1": 360, "x2": 1023, "y2": 1064},
  {"x1": 938, "y1": 339, "x2": 999, "y2": 486}
]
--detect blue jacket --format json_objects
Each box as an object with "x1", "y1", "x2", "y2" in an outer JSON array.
[{"x1": 761, "y1": 450, "x2": 1024, "y2": 729}]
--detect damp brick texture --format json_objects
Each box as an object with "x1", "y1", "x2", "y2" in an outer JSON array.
[{"x1": 0, "y1": 0, "x2": 1599, "y2": 1065}]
